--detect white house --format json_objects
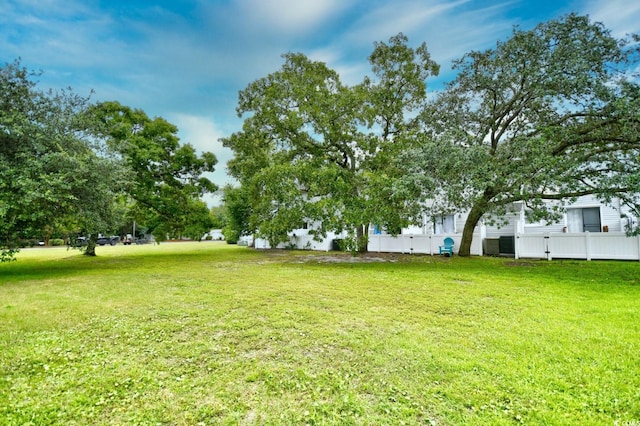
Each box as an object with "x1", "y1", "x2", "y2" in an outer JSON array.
[
  {"x1": 252, "y1": 195, "x2": 640, "y2": 261},
  {"x1": 202, "y1": 229, "x2": 224, "y2": 241}
]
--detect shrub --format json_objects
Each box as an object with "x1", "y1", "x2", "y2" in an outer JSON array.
[
  {"x1": 50, "y1": 238, "x2": 65, "y2": 246},
  {"x1": 17, "y1": 239, "x2": 36, "y2": 248},
  {"x1": 223, "y1": 227, "x2": 239, "y2": 244}
]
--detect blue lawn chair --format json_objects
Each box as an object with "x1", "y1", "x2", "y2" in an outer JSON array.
[{"x1": 439, "y1": 237, "x2": 454, "y2": 256}]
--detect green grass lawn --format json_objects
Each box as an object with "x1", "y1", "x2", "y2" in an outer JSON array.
[{"x1": 1, "y1": 243, "x2": 639, "y2": 425}]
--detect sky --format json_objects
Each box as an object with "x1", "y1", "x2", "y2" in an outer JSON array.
[{"x1": 1, "y1": 0, "x2": 639, "y2": 205}]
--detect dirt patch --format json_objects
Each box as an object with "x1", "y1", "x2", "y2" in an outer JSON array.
[
  {"x1": 301, "y1": 254, "x2": 398, "y2": 263},
  {"x1": 503, "y1": 260, "x2": 539, "y2": 267},
  {"x1": 255, "y1": 249, "x2": 431, "y2": 264}
]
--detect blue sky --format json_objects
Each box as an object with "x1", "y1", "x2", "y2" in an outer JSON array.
[{"x1": 2, "y1": 0, "x2": 639, "y2": 205}]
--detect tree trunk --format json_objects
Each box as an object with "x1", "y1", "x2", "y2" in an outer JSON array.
[
  {"x1": 458, "y1": 204, "x2": 484, "y2": 256},
  {"x1": 356, "y1": 224, "x2": 369, "y2": 253},
  {"x1": 458, "y1": 188, "x2": 495, "y2": 257},
  {"x1": 84, "y1": 235, "x2": 97, "y2": 256}
]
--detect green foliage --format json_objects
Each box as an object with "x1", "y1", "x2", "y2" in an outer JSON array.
[
  {"x1": 409, "y1": 14, "x2": 640, "y2": 255},
  {"x1": 0, "y1": 247, "x2": 18, "y2": 262},
  {"x1": 209, "y1": 205, "x2": 227, "y2": 229},
  {"x1": 1, "y1": 62, "x2": 217, "y2": 260},
  {"x1": 1, "y1": 244, "x2": 639, "y2": 424},
  {"x1": 222, "y1": 227, "x2": 239, "y2": 244},
  {"x1": 16, "y1": 239, "x2": 38, "y2": 248},
  {"x1": 221, "y1": 184, "x2": 252, "y2": 244},
  {"x1": 0, "y1": 60, "x2": 124, "y2": 260},
  {"x1": 50, "y1": 238, "x2": 64, "y2": 246},
  {"x1": 86, "y1": 101, "x2": 218, "y2": 243},
  {"x1": 223, "y1": 34, "x2": 438, "y2": 253}
]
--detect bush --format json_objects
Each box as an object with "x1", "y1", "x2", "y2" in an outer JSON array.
[
  {"x1": 205, "y1": 235, "x2": 213, "y2": 241},
  {"x1": 17, "y1": 239, "x2": 37, "y2": 248},
  {"x1": 223, "y1": 227, "x2": 239, "y2": 244},
  {"x1": 50, "y1": 239, "x2": 65, "y2": 246}
]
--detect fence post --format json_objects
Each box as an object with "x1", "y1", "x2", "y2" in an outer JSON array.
[
  {"x1": 515, "y1": 233, "x2": 519, "y2": 260},
  {"x1": 544, "y1": 232, "x2": 552, "y2": 261},
  {"x1": 585, "y1": 231, "x2": 591, "y2": 261}
]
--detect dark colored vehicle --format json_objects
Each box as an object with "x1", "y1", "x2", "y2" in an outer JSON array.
[{"x1": 97, "y1": 236, "x2": 120, "y2": 246}]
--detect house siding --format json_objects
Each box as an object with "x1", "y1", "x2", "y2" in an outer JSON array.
[
  {"x1": 484, "y1": 213, "x2": 521, "y2": 238},
  {"x1": 506, "y1": 196, "x2": 624, "y2": 235}
]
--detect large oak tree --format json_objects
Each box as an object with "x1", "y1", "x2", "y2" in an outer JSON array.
[
  {"x1": 410, "y1": 14, "x2": 640, "y2": 256},
  {"x1": 87, "y1": 101, "x2": 218, "y2": 247},
  {"x1": 223, "y1": 34, "x2": 438, "y2": 252},
  {"x1": 1, "y1": 62, "x2": 218, "y2": 260},
  {"x1": 1, "y1": 61, "x2": 125, "y2": 260}
]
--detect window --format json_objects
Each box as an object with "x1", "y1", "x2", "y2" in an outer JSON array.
[
  {"x1": 566, "y1": 207, "x2": 601, "y2": 233},
  {"x1": 434, "y1": 215, "x2": 455, "y2": 234}
]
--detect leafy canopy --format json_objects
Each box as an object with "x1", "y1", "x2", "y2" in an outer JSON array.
[
  {"x1": 409, "y1": 14, "x2": 640, "y2": 255},
  {"x1": 1, "y1": 61, "x2": 125, "y2": 260},
  {"x1": 223, "y1": 34, "x2": 438, "y2": 252},
  {"x1": 88, "y1": 101, "x2": 218, "y2": 242},
  {"x1": 1, "y1": 62, "x2": 218, "y2": 261}
]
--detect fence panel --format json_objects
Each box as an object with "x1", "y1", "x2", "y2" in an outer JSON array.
[
  {"x1": 516, "y1": 234, "x2": 548, "y2": 259},
  {"x1": 549, "y1": 234, "x2": 588, "y2": 259},
  {"x1": 371, "y1": 235, "x2": 406, "y2": 253},
  {"x1": 516, "y1": 232, "x2": 640, "y2": 261},
  {"x1": 368, "y1": 234, "x2": 482, "y2": 256},
  {"x1": 589, "y1": 233, "x2": 640, "y2": 260}
]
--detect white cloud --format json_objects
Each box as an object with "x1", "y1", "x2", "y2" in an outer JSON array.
[
  {"x1": 345, "y1": 0, "x2": 472, "y2": 46},
  {"x1": 169, "y1": 114, "x2": 236, "y2": 197},
  {"x1": 235, "y1": 0, "x2": 352, "y2": 34},
  {"x1": 170, "y1": 114, "x2": 226, "y2": 154},
  {"x1": 303, "y1": 0, "x2": 518, "y2": 86},
  {"x1": 584, "y1": 0, "x2": 640, "y2": 37}
]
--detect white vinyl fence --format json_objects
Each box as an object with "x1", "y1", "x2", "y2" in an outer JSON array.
[
  {"x1": 368, "y1": 233, "x2": 483, "y2": 256},
  {"x1": 516, "y1": 232, "x2": 640, "y2": 261},
  {"x1": 256, "y1": 230, "x2": 640, "y2": 261},
  {"x1": 254, "y1": 233, "x2": 337, "y2": 251},
  {"x1": 256, "y1": 233, "x2": 483, "y2": 255}
]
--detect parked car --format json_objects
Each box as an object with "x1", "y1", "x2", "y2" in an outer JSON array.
[{"x1": 97, "y1": 236, "x2": 120, "y2": 246}]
